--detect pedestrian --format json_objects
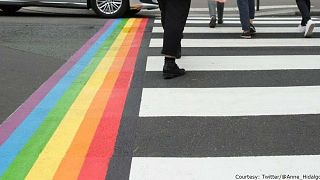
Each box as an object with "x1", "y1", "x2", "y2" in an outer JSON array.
[
  {"x1": 158, "y1": 0, "x2": 191, "y2": 79},
  {"x1": 208, "y1": 0, "x2": 225, "y2": 28},
  {"x1": 237, "y1": 0, "x2": 256, "y2": 38},
  {"x1": 296, "y1": 0, "x2": 315, "y2": 37}
]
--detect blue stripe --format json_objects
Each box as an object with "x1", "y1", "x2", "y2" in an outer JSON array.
[{"x1": 0, "y1": 19, "x2": 121, "y2": 176}]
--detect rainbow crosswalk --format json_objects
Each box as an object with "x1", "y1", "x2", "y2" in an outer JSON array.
[{"x1": 0, "y1": 18, "x2": 148, "y2": 179}]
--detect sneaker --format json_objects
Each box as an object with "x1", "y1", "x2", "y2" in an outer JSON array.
[
  {"x1": 240, "y1": 31, "x2": 252, "y2": 39},
  {"x1": 305, "y1": 19, "x2": 315, "y2": 38},
  {"x1": 250, "y1": 23, "x2": 256, "y2": 34},
  {"x1": 209, "y1": 16, "x2": 217, "y2": 28},
  {"x1": 298, "y1": 24, "x2": 306, "y2": 33},
  {"x1": 163, "y1": 63, "x2": 185, "y2": 79}
]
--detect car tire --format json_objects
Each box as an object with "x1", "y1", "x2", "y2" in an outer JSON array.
[
  {"x1": 0, "y1": 6, "x2": 21, "y2": 14},
  {"x1": 91, "y1": 0, "x2": 129, "y2": 18}
]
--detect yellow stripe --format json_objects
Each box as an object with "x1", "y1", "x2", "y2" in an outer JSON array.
[{"x1": 25, "y1": 19, "x2": 136, "y2": 180}]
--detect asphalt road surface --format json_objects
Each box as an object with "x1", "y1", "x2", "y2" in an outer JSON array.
[{"x1": 1, "y1": 3, "x2": 320, "y2": 180}]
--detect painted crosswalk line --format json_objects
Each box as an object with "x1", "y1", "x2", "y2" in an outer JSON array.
[
  {"x1": 130, "y1": 155, "x2": 320, "y2": 180},
  {"x1": 152, "y1": 26, "x2": 320, "y2": 33},
  {"x1": 139, "y1": 86, "x2": 320, "y2": 117},
  {"x1": 146, "y1": 55, "x2": 320, "y2": 71},
  {"x1": 154, "y1": 19, "x2": 320, "y2": 24},
  {"x1": 150, "y1": 38, "x2": 320, "y2": 47}
]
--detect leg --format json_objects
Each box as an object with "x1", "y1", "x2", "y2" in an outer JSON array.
[
  {"x1": 161, "y1": 0, "x2": 191, "y2": 57},
  {"x1": 248, "y1": 0, "x2": 255, "y2": 20},
  {"x1": 208, "y1": 0, "x2": 217, "y2": 17},
  {"x1": 208, "y1": 0, "x2": 217, "y2": 27},
  {"x1": 157, "y1": 0, "x2": 166, "y2": 29},
  {"x1": 296, "y1": 0, "x2": 311, "y2": 26},
  {"x1": 217, "y1": 2, "x2": 224, "y2": 23},
  {"x1": 237, "y1": 0, "x2": 250, "y2": 31}
]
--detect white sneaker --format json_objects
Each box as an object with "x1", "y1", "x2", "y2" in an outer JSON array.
[
  {"x1": 304, "y1": 19, "x2": 315, "y2": 38},
  {"x1": 298, "y1": 24, "x2": 306, "y2": 33}
]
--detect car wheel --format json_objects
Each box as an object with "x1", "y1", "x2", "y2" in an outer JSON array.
[
  {"x1": 91, "y1": 0, "x2": 129, "y2": 18},
  {"x1": 0, "y1": 6, "x2": 21, "y2": 14}
]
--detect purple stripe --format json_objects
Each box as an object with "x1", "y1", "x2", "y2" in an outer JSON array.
[{"x1": 0, "y1": 20, "x2": 115, "y2": 145}]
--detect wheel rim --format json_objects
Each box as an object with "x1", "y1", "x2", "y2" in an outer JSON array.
[{"x1": 96, "y1": 0, "x2": 122, "y2": 15}]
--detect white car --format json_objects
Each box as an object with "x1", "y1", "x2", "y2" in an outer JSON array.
[{"x1": 0, "y1": 0, "x2": 158, "y2": 17}]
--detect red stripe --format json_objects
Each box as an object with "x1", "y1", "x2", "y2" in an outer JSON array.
[{"x1": 77, "y1": 19, "x2": 148, "y2": 180}]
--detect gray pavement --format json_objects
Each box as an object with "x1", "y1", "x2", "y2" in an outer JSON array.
[
  {"x1": 1, "y1": 2, "x2": 320, "y2": 179},
  {"x1": 0, "y1": 15, "x2": 106, "y2": 122}
]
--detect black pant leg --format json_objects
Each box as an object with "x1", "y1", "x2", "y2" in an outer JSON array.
[
  {"x1": 161, "y1": 0, "x2": 191, "y2": 57},
  {"x1": 157, "y1": 0, "x2": 166, "y2": 29},
  {"x1": 296, "y1": 0, "x2": 311, "y2": 25}
]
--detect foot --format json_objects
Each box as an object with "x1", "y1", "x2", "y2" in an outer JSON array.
[
  {"x1": 298, "y1": 24, "x2": 306, "y2": 33},
  {"x1": 250, "y1": 23, "x2": 256, "y2": 34},
  {"x1": 304, "y1": 20, "x2": 315, "y2": 38},
  {"x1": 240, "y1": 31, "x2": 252, "y2": 39},
  {"x1": 218, "y1": 19, "x2": 223, "y2": 24},
  {"x1": 163, "y1": 63, "x2": 185, "y2": 79},
  {"x1": 209, "y1": 16, "x2": 217, "y2": 28}
]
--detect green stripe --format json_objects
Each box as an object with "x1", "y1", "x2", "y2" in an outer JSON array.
[{"x1": 1, "y1": 19, "x2": 128, "y2": 179}]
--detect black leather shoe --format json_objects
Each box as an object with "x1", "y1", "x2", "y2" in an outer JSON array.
[
  {"x1": 209, "y1": 16, "x2": 217, "y2": 28},
  {"x1": 163, "y1": 63, "x2": 185, "y2": 79},
  {"x1": 218, "y1": 19, "x2": 223, "y2": 24}
]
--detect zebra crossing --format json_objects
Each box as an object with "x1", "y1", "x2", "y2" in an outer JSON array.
[{"x1": 128, "y1": 16, "x2": 320, "y2": 179}]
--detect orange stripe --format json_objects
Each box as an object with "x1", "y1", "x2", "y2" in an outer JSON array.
[
  {"x1": 53, "y1": 19, "x2": 142, "y2": 180},
  {"x1": 77, "y1": 18, "x2": 148, "y2": 180}
]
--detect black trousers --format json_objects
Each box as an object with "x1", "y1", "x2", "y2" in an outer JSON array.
[
  {"x1": 296, "y1": 0, "x2": 311, "y2": 26},
  {"x1": 158, "y1": 0, "x2": 191, "y2": 57}
]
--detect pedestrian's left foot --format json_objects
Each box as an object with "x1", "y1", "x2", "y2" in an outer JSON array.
[
  {"x1": 240, "y1": 31, "x2": 252, "y2": 39},
  {"x1": 209, "y1": 16, "x2": 217, "y2": 28},
  {"x1": 304, "y1": 20, "x2": 315, "y2": 38},
  {"x1": 163, "y1": 63, "x2": 185, "y2": 79}
]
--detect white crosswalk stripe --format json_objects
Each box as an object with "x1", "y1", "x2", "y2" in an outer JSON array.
[
  {"x1": 153, "y1": 27, "x2": 320, "y2": 33},
  {"x1": 131, "y1": 15, "x2": 320, "y2": 179}
]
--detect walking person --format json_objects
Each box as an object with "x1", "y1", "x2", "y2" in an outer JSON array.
[
  {"x1": 208, "y1": 0, "x2": 225, "y2": 28},
  {"x1": 158, "y1": 0, "x2": 191, "y2": 79},
  {"x1": 237, "y1": 0, "x2": 256, "y2": 38},
  {"x1": 296, "y1": 0, "x2": 315, "y2": 37}
]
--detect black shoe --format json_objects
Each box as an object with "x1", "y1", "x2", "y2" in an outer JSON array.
[
  {"x1": 240, "y1": 31, "x2": 252, "y2": 39},
  {"x1": 209, "y1": 16, "x2": 217, "y2": 28},
  {"x1": 163, "y1": 63, "x2": 185, "y2": 79},
  {"x1": 250, "y1": 23, "x2": 256, "y2": 34},
  {"x1": 218, "y1": 19, "x2": 223, "y2": 24}
]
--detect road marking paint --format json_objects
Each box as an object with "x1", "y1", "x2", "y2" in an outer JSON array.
[
  {"x1": 130, "y1": 155, "x2": 320, "y2": 180},
  {"x1": 139, "y1": 86, "x2": 320, "y2": 117},
  {"x1": 152, "y1": 26, "x2": 320, "y2": 33},
  {"x1": 146, "y1": 55, "x2": 320, "y2": 71},
  {"x1": 150, "y1": 38, "x2": 320, "y2": 47},
  {"x1": 154, "y1": 20, "x2": 320, "y2": 24}
]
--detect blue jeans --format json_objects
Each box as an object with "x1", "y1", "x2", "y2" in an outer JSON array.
[
  {"x1": 208, "y1": 0, "x2": 217, "y2": 17},
  {"x1": 237, "y1": 0, "x2": 255, "y2": 31}
]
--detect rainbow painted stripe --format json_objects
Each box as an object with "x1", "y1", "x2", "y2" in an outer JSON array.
[{"x1": 0, "y1": 18, "x2": 148, "y2": 179}]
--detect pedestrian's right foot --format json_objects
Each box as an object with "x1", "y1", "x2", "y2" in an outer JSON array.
[
  {"x1": 304, "y1": 20, "x2": 315, "y2": 38},
  {"x1": 163, "y1": 63, "x2": 185, "y2": 79},
  {"x1": 240, "y1": 31, "x2": 252, "y2": 39},
  {"x1": 209, "y1": 16, "x2": 217, "y2": 28}
]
